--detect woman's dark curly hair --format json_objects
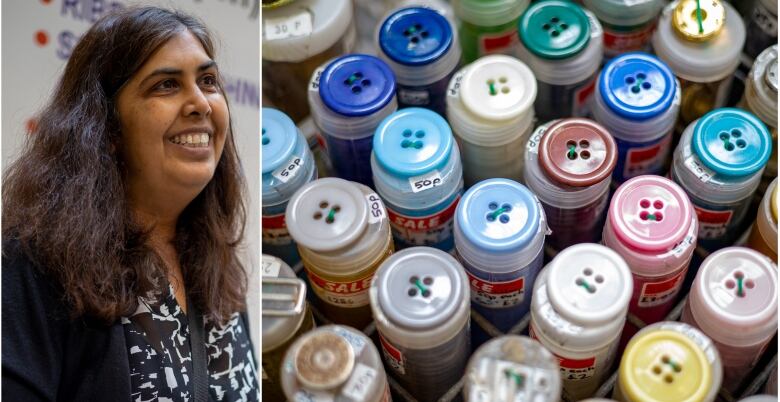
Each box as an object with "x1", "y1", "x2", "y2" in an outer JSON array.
[{"x1": 2, "y1": 6, "x2": 247, "y2": 324}]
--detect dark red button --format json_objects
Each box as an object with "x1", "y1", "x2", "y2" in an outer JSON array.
[{"x1": 539, "y1": 118, "x2": 617, "y2": 187}]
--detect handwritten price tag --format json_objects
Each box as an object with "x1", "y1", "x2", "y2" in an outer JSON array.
[
  {"x1": 264, "y1": 11, "x2": 313, "y2": 41},
  {"x1": 408, "y1": 170, "x2": 443, "y2": 193},
  {"x1": 272, "y1": 155, "x2": 303, "y2": 183},
  {"x1": 261, "y1": 258, "x2": 281, "y2": 278}
]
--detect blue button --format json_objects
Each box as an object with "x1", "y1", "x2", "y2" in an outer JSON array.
[
  {"x1": 692, "y1": 108, "x2": 772, "y2": 177},
  {"x1": 319, "y1": 54, "x2": 396, "y2": 117},
  {"x1": 599, "y1": 52, "x2": 676, "y2": 120},
  {"x1": 456, "y1": 179, "x2": 541, "y2": 252},
  {"x1": 262, "y1": 107, "x2": 299, "y2": 174},
  {"x1": 373, "y1": 108, "x2": 453, "y2": 177},
  {"x1": 379, "y1": 7, "x2": 453, "y2": 66}
]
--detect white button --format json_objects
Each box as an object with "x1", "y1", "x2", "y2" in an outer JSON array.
[{"x1": 461, "y1": 55, "x2": 537, "y2": 121}]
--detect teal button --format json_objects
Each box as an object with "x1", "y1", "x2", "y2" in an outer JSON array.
[
  {"x1": 692, "y1": 108, "x2": 772, "y2": 177},
  {"x1": 518, "y1": 0, "x2": 590, "y2": 60}
]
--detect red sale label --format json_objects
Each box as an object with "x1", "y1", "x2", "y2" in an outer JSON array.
[
  {"x1": 466, "y1": 270, "x2": 525, "y2": 308},
  {"x1": 529, "y1": 325, "x2": 596, "y2": 380},
  {"x1": 387, "y1": 196, "x2": 459, "y2": 246},
  {"x1": 603, "y1": 22, "x2": 656, "y2": 57},
  {"x1": 638, "y1": 270, "x2": 685, "y2": 308},
  {"x1": 478, "y1": 29, "x2": 520, "y2": 56},
  {"x1": 694, "y1": 206, "x2": 733, "y2": 240},
  {"x1": 623, "y1": 135, "x2": 672, "y2": 178},
  {"x1": 306, "y1": 270, "x2": 373, "y2": 307},
  {"x1": 573, "y1": 77, "x2": 597, "y2": 117},
  {"x1": 378, "y1": 333, "x2": 405, "y2": 375},
  {"x1": 262, "y1": 212, "x2": 292, "y2": 246}
]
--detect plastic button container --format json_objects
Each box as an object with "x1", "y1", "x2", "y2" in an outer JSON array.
[
  {"x1": 263, "y1": 0, "x2": 357, "y2": 122},
  {"x1": 523, "y1": 118, "x2": 617, "y2": 256},
  {"x1": 262, "y1": 108, "x2": 318, "y2": 269},
  {"x1": 747, "y1": 177, "x2": 778, "y2": 261},
  {"x1": 464, "y1": 335, "x2": 561, "y2": 402},
  {"x1": 452, "y1": 0, "x2": 530, "y2": 63},
  {"x1": 591, "y1": 52, "x2": 680, "y2": 184},
  {"x1": 583, "y1": 0, "x2": 663, "y2": 59},
  {"x1": 614, "y1": 321, "x2": 723, "y2": 402},
  {"x1": 370, "y1": 247, "x2": 470, "y2": 402},
  {"x1": 670, "y1": 108, "x2": 773, "y2": 251},
  {"x1": 454, "y1": 178, "x2": 547, "y2": 333},
  {"x1": 377, "y1": 7, "x2": 461, "y2": 116},
  {"x1": 281, "y1": 325, "x2": 391, "y2": 402},
  {"x1": 682, "y1": 247, "x2": 778, "y2": 392},
  {"x1": 285, "y1": 177, "x2": 394, "y2": 328},
  {"x1": 516, "y1": 0, "x2": 603, "y2": 121},
  {"x1": 371, "y1": 108, "x2": 464, "y2": 253},
  {"x1": 603, "y1": 176, "x2": 698, "y2": 341},
  {"x1": 308, "y1": 54, "x2": 398, "y2": 188},
  {"x1": 445, "y1": 55, "x2": 537, "y2": 187},
  {"x1": 262, "y1": 255, "x2": 314, "y2": 401},
  {"x1": 529, "y1": 243, "x2": 633, "y2": 401}
]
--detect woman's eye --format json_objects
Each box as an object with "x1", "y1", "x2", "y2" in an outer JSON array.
[
  {"x1": 154, "y1": 79, "x2": 178, "y2": 91},
  {"x1": 200, "y1": 74, "x2": 218, "y2": 88}
]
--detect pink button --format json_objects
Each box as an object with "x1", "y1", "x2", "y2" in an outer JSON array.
[{"x1": 609, "y1": 175, "x2": 693, "y2": 253}]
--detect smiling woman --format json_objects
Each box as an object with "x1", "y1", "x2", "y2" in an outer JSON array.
[{"x1": 2, "y1": 7, "x2": 258, "y2": 402}]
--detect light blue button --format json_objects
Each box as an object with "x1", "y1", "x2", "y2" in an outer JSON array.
[
  {"x1": 692, "y1": 108, "x2": 772, "y2": 177},
  {"x1": 373, "y1": 108, "x2": 453, "y2": 177}
]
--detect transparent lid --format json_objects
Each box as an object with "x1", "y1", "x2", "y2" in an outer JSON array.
[{"x1": 262, "y1": 255, "x2": 307, "y2": 352}]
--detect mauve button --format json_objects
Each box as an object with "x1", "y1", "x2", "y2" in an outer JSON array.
[{"x1": 539, "y1": 118, "x2": 617, "y2": 187}]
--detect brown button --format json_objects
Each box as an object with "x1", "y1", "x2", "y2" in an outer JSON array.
[
  {"x1": 539, "y1": 118, "x2": 617, "y2": 187},
  {"x1": 295, "y1": 331, "x2": 354, "y2": 390}
]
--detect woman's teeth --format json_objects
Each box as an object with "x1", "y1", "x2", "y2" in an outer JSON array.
[{"x1": 170, "y1": 133, "x2": 210, "y2": 147}]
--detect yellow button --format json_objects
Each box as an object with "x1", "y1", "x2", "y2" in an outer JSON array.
[
  {"x1": 769, "y1": 183, "x2": 778, "y2": 225},
  {"x1": 619, "y1": 330, "x2": 712, "y2": 402},
  {"x1": 672, "y1": 0, "x2": 725, "y2": 42}
]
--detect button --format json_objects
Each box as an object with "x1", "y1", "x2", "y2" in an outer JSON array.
[
  {"x1": 546, "y1": 244, "x2": 632, "y2": 326},
  {"x1": 599, "y1": 52, "x2": 677, "y2": 120},
  {"x1": 518, "y1": 0, "x2": 591, "y2": 60},
  {"x1": 538, "y1": 118, "x2": 617, "y2": 186},
  {"x1": 285, "y1": 178, "x2": 369, "y2": 252},
  {"x1": 319, "y1": 54, "x2": 396, "y2": 117},
  {"x1": 672, "y1": 0, "x2": 725, "y2": 42},
  {"x1": 460, "y1": 55, "x2": 537, "y2": 121},
  {"x1": 294, "y1": 330, "x2": 355, "y2": 390},
  {"x1": 456, "y1": 179, "x2": 541, "y2": 252},
  {"x1": 262, "y1": 108, "x2": 299, "y2": 174},
  {"x1": 374, "y1": 247, "x2": 466, "y2": 329},
  {"x1": 609, "y1": 176, "x2": 693, "y2": 253},
  {"x1": 373, "y1": 108, "x2": 453, "y2": 177},
  {"x1": 620, "y1": 329, "x2": 712, "y2": 402},
  {"x1": 379, "y1": 7, "x2": 453, "y2": 66},
  {"x1": 699, "y1": 248, "x2": 777, "y2": 324},
  {"x1": 691, "y1": 108, "x2": 772, "y2": 177},
  {"x1": 765, "y1": 58, "x2": 778, "y2": 93}
]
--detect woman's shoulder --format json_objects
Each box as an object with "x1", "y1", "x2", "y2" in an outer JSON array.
[{"x1": 2, "y1": 239, "x2": 66, "y2": 311}]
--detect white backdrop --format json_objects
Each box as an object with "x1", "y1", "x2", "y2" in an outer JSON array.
[{"x1": 1, "y1": 0, "x2": 261, "y2": 351}]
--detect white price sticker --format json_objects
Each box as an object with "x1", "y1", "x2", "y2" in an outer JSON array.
[
  {"x1": 294, "y1": 390, "x2": 334, "y2": 402},
  {"x1": 261, "y1": 259, "x2": 281, "y2": 278},
  {"x1": 342, "y1": 363, "x2": 377, "y2": 401},
  {"x1": 272, "y1": 155, "x2": 303, "y2": 183},
  {"x1": 408, "y1": 170, "x2": 443, "y2": 193},
  {"x1": 526, "y1": 125, "x2": 547, "y2": 154},
  {"x1": 684, "y1": 155, "x2": 715, "y2": 183},
  {"x1": 365, "y1": 193, "x2": 386, "y2": 224},
  {"x1": 264, "y1": 11, "x2": 313, "y2": 41},
  {"x1": 331, "y1": 326, "x2": 366, "y2": 356},
  {"x1": 447, "y1": 71, "x2": 465, "y2": 98}
]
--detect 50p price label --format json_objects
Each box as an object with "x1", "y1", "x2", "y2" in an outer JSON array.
[
  {"x1": 272, "y1": 155, "x2": 303, "y2": 183},
  {"x1": 409, "y1": 170, "x2": 443, "y2": 193}
]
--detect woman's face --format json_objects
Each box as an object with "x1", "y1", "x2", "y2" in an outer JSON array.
[{"x1": 117, "y1": 30, "x2": 228, "y2": 217}]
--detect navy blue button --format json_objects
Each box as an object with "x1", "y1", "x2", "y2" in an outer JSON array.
[
  {"x1": 599, "y1": 52, "x2": 676, "y2": 120},
  {"x1": 319, "y1": 54, "x2": 396, "y2": 117},
  {"x1": 379, "y1": 7, "x2": 453, "y2": 66}
]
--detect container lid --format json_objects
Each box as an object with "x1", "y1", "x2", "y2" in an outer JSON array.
[
  {"x1": 546, "y1": 244, "x2": 632, "y2": 326},
  {"x1": 694, "y1": 248, "x2": 777, "y2": 339},
  {"x1": 319, "y1": 54, "x2": 396, "y2": 117},
  {"x1": 373, "y1": 108, "x2": 453, "y2": 177},
  {"x1": 609, "y1": 176, "x2": 694, "y2": 253},
  {"x1": 599, "y1": 52, "x2": 677, "y2": 121},
  {"x1": 620, "y1": 329, "x2": 712, "y2": 402},
  {"x1": 691, "y1": 108, "x2": 772, "y2": 177},
  {"x1": 285, "y1": 178, "x2": 368, "y2": 252},
  {"x1": 262, "y1": 0, "x2": 352, "y2": 63},
  {"x1": 374, "y1": 247, "x2": 466, "y2": 329},
  {"x1": 460, "y1": 55, "x2": 537, "y2": 121},
  {"x1": 671, "y1": 0, "x2": 725, "y2": 42},
  {"x1": 772, "y1": 182, "x2": 778, "y2": 223},
  {"x1": 538, "y1": 118, "x2": 617, "y2": 187},
  {"x1": 456, "y1": 179, "x2": 541, "y2": 253},
  {"x1": 582, "y1": 0, "x2": 662, "y2": 27},
  {"x1": 765, "y1": 57, "x2": 778, "y2": 93},
  {"x1": 453, "y1": 0, "x2": 530, "y2": 27},
  {"x1": 379, "y1": 7, "x2": 453, "y2": 66},
  {"x1": 262, "y1": 255, "x2": 307, "y2": 351},
  {"x1": 293, "y1": 329, "x2": 355, "y2": 390},
  {"x1": 262, "y1": 108, "x2": 299, "y2": 174},
  {"x1": 518, "y1": 0, "x2": 591, "y2": 60}
]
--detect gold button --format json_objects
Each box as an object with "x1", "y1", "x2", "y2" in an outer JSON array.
[{"x1": 672, "y1": 0, "x2": 726, "y2": 42}]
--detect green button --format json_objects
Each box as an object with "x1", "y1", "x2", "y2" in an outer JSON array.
[{"x1": 518, "y1": 0, "x2": 590, "y2": 60}]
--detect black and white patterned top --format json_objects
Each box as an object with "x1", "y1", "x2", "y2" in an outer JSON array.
[{"x1": 122, "y1": 285, "x2": 259, "y2": 402}]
